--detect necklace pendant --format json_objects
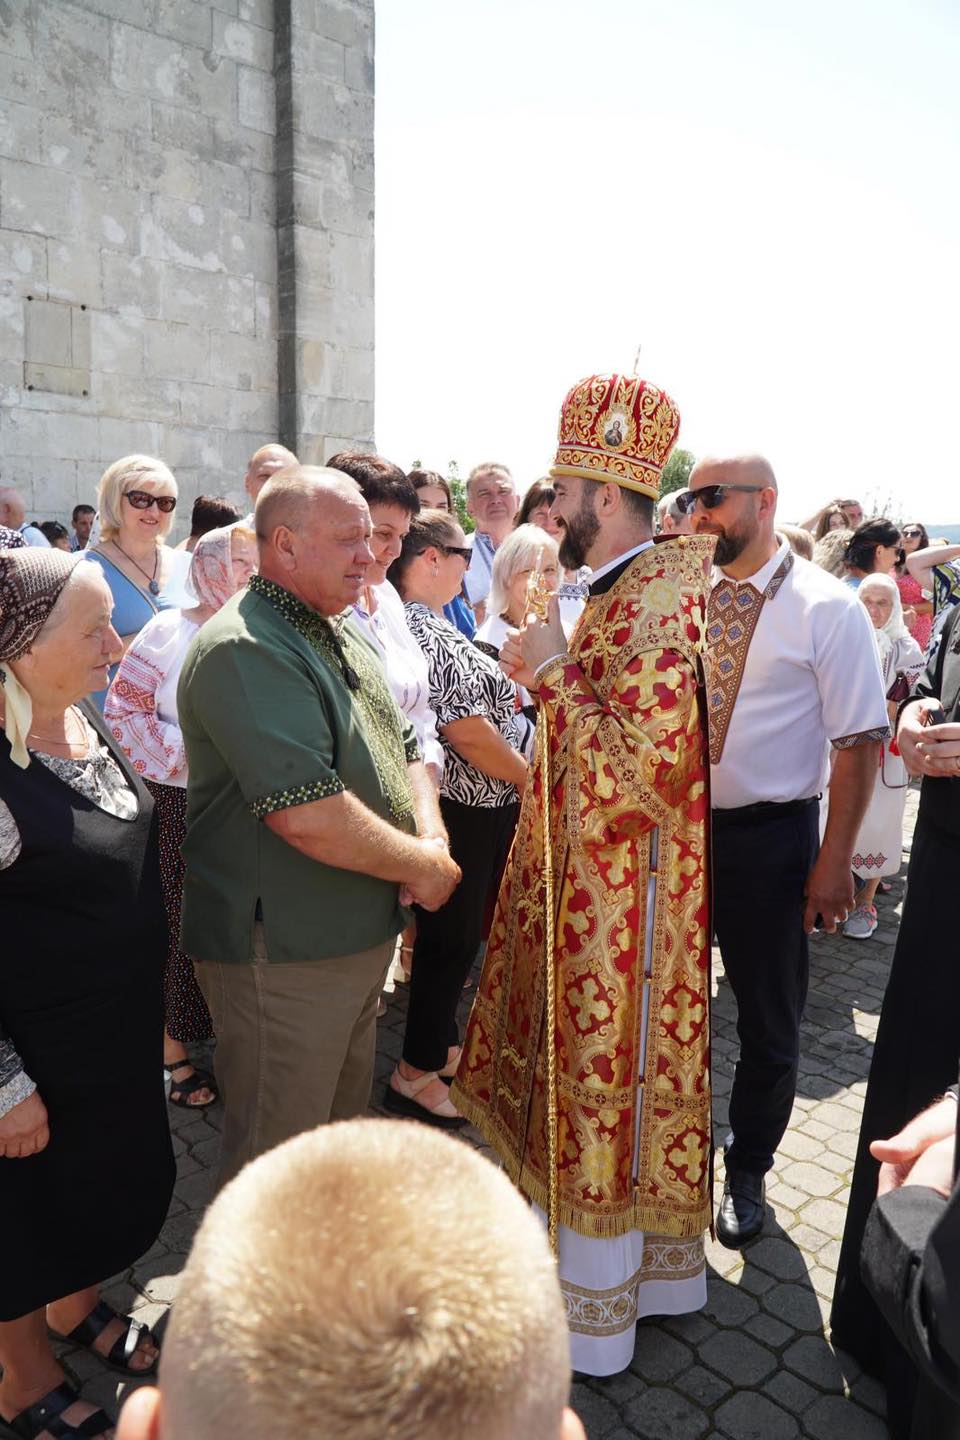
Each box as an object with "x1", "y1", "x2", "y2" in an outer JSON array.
[{"x1": 149, "y1": 579, "x2": 160, "y2": 596}]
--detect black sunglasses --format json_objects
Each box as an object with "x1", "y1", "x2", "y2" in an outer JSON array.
[
  {"x1": 440, "y1": 543, "x2": 472, "y2": 561},
  {"x1": 676, "y1": 484, "x2": 766, "y2": 515},
  {"x1": 902, "y1": 527, "x2": 924, "y2": 539},
  {"x1": 125, "y1": 489, "x2": 177, "y2": 513}
]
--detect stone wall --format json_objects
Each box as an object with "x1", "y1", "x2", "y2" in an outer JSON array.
[{"x1": 0, "y1": 0, "x2": 374, "y2": 535}]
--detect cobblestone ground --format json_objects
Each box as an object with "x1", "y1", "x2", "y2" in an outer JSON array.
[{"x1": 61, "y1": 794, "x2": 919, "y2": 1437}]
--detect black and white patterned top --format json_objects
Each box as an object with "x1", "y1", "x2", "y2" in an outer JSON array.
[{"x1": 404, "y1": 602, "x2": 525, "y2": 808}]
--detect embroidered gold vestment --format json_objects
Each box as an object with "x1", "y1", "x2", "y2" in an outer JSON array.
[{"x1": 452, "y1": 536, "x2": 715, "y2": 1241}]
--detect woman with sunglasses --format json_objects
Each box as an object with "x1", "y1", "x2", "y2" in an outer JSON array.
[
  {"x1": 86, "y1": 456, "x2": 184, "y2": 710},
  {"x1": 385, "y1": 510, "x2": 529, "y2": 1125},
  {"x1": 841, "y1": 517, "x2": 903, "y2": 590},
  {"x1": 894, "y1": 522, "x2": 933, "y2": 652}
]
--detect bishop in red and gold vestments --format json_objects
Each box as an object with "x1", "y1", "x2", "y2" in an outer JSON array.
[{"x1": 452, "y1": 373, "x2": 715, "y2": 1376}]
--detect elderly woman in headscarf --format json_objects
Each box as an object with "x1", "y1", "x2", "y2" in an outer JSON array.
[
  {"x1": 105, "y1": 524, "x2": 257, "y2": 1109},
  {"x1": 839, "y1": 572, "x2": 925, "y2": 940},
  {"x1": 0, "y1": 548, "x2": 174, "y2": 1440}
]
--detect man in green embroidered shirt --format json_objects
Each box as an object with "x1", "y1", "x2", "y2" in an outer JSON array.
[{"x1": 179, "y1": 467, "x2": 461, "y2": 1186}]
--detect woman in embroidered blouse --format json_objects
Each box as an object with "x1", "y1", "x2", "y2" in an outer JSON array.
[
  {"x1": 839, "y1": 574, "x2": 924, "y2": 942},
  {"x1": 0, "y1": 549, "x2": 173, "y2": 1440},
  {"x1": 385, "y1": 510, "x2": 529, "y2": 1125},
  {"x1": 85, "y1": 454, "x2": 190, "y2": 712},
  {"x1": 105, "y1": 524, "x2": 257, "y2": 1108}
]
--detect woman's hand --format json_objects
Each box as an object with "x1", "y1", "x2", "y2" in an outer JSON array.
[
  {"x1": 898, "y1": 699, "x2": 960, "y2": 778},
  {"x1": 0, "y1": 1089, "x2": 50, "y2": 1158}
]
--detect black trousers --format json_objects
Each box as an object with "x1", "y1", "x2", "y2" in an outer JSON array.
[
  {"x1": 713, "y1": 799, "x2": 820, "y2": 1176},
  {"x1": 403, "y1": 795, "x2": 518, "y2": 1072}
]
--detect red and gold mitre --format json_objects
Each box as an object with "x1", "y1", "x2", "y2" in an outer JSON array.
[{"x1": 549, "y1": 372, "x2": 681, "y2": 500}]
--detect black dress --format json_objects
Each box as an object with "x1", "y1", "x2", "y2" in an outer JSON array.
[
  {"x1": 0, "y1": 702, "x2": 175, "y2": 1320},
  {"x1": 831, "y1": 608, "x2": 960, "y2": 1439}
]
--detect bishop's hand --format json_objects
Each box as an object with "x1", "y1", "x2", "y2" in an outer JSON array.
[{"x1": 501, "y1": 596, "x2": 567, "y2": 691}]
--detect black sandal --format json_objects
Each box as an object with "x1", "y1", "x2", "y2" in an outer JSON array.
[
  {"x1": 0, "y1": 1381, "x2": 113, "y2": 1438},
  {"x1": 164, "y1": 1058, "x2": 219, "y2": 1109},
  {"x1": 49, "y1": 1299, "x2": 158, "y2": 1378}
]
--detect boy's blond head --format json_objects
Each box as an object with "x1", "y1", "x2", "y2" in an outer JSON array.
[{"x1": 160, "y1": 1119, "x2": 571, "y2": 1440}]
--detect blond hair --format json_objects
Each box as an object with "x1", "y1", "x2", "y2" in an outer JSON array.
[
  {"x1": 813, "y1": 526, "x2": 853, "y2": 578},
  {"x1": 489, "y1": 523, "x2": 560, "y2": 619},
  {"x1": 97, "y1": 455, "x2": 177, "y2": 542},
  {"x1": 160, "y1": 1120, "x2": 570, "y2": 1440}
]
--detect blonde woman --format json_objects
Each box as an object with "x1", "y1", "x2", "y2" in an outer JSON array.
[
  {"x1": 475, "y1": 523, "x2": 561, "y2": 661},
  {"x1": 106, "y1": 525, "x2": 257, "y2": 1109},
  {"x1": 86, "y1": 455, "x2": 188, "y2": 709}
]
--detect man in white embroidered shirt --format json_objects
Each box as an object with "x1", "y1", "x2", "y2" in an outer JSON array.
[{"x1": 684, "y1": 455, "x2": 889, "y2": 1248}]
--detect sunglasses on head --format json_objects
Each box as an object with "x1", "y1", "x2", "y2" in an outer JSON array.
[
  {"x1": 675, "y1": 484, "x2": 766, "y2": 515},
  {"x1": 125, "y1": 489, "x2": 177, "y2": 513}
]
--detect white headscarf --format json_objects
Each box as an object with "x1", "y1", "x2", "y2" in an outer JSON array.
[{"x1": 859, "y1": 572, "x2": 909, "y2": 676}]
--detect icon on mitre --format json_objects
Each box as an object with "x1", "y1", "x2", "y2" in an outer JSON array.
[{"x1": 602, "y1": 411, "x2": 629, "y2": 449}]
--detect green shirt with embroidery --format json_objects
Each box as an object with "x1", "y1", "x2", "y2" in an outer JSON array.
[{"x1": 178, "y1": 575, "x2": 419, "y2": 965}]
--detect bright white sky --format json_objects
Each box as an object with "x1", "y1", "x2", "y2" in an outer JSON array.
[{"x1": 374, "y1": 0, "x2": 959, "y2": 526}]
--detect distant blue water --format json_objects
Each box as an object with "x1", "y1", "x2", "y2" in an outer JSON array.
[{"x1": 929, "y1": 523, "x2": 960, "y2": 543}]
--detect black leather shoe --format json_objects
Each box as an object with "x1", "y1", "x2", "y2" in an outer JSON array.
[{"x1": 716, "y1": 1168, "x2": 766, "y2": 1249}]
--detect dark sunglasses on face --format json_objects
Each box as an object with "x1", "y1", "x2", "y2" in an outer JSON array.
[
  {"x1": 675, "y1": 484, "x2": 766, "y2": 515},
  {"x1": 441, "y1": 543, "x2": 472, "y2": 561},
  {"x1": 902, "y1": 528, "x2": 924, "y2": 539},
  {"x1": 125, "y1": 489, "x2": 177, "y2": 513}
]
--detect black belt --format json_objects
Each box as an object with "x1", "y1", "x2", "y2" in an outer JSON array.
[{"x1": 712, "y1": 796, "x2": 819, "y2": 826}]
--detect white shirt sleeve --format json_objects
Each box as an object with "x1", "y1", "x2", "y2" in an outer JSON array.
[{"x1": 812, "y1": 592, "x2": 891, "y2": 747}]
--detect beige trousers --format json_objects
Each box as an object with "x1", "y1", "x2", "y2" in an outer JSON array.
[{"x1": 195, "y1": 923, "x2": 395, "y2": 1188}]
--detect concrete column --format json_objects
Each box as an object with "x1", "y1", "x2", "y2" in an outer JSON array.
[{"x1": 275, "y1": 0, "x2": 375, "y2": 463}]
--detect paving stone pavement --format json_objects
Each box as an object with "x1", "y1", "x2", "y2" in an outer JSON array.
[{"x1": 59, "y1": 793, "x2": 919, "y2": 1436}]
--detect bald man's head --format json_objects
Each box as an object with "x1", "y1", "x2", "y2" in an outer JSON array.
[
  {"x1": 254, "y1": 465, "x2": 373, "y2": 615},
  {"x1": 687, "y1": 454, "x2": 779, "y2": 570},
  {"x1": 690, "y1": 455, "x2": 778, "y2": 494},
  {"x1": 0, "y1": 487, "x2": 26, "y2": 530},
  {"x1": 244, "y1": 444, "x2": 299, "y2": 504}
]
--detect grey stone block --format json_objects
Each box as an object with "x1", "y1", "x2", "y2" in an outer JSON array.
[
  {"x1": 623, "y1": 1388, "x2": 709, "y2": 1440},
  {"x1": 628, "y1": 1327, "x2": 694, "y2": 1383},
  {"x1": 213, "y1": 12, "x2": 274, "y2": 68},
  {"x1": 761, "y1": 1282, "x2": 824, "y2": 1333},
  {"x1": 699, "y1": 1331, "x2": 776, "y2": 1386},
  {"x1": 145, "y1": 319, "x2": 209, "y2": 382},
  {"x1": 156, "y1": 0, "x2": 215, "y2": 50},
  {"x1": 238, "y1": 63, "x2": 275, "y2": 133},
  {"x1": 782, "y1": 1335, "x2": 846, "y2": 1392},
  {"x1": 91, "y1": 311, "x2": 145, "y2": 376},
  {"x1": 681, "y1": 1365, "x2": 731, "y2": 1408},
  {"x1": 568, "y1": 1386, "x2": 623, "y2": 1439},
  {"x1": 715, "y1": 1392, "x2": 798, "y2": 1439},
  {"x1": 702, "y1": 1278, "x2": 758, "y2": 1327},
  {"x1": 743, "y1": 1312, "x2": 793, "y2": 1348},
  {"x1": 101, "y1": 253, "x2": 165, "y2": 318},
  {"x1": 0, "y1": 97, "x2": 43, "y2": 164},
  {"x1": 761, "y1": 1370, "x2": 819, "y2": 1415},
  {"x1": 744, "y1": 1237, "x2": 809, "y2": 1282},
  {"x1": 0, "y1": 156, "x2": 74, "y2": 237},
  {"x1": 804, "y1": 1396, "x2": 889, "y2": 1439}
]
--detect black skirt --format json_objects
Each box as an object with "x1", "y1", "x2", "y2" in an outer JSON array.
[
  {"x1": 831, "y1": 816, "x2": 960, "y2": 1437},
  {"x1": 0, "y1": 707, "x2": 175, "y2": 1319}
]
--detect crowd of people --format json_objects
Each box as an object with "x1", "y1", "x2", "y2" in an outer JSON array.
[{"x1": 1, "y1": 382, "x2": 959, "y2": 1440}]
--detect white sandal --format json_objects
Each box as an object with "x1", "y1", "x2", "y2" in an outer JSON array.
[{"x1": 383, "y1": 1065, "x2": 465, "y2": 1128}]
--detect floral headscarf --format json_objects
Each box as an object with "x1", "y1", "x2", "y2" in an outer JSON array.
[
  {"x1": 0, "y1": 548, "x2": 83, "y2": 767},
  {"x1": 186, "y1": 523, "x2": 253, "y2": 613}
]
